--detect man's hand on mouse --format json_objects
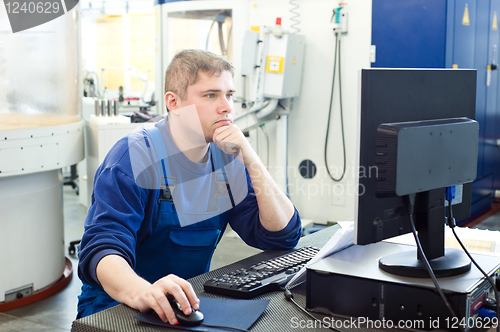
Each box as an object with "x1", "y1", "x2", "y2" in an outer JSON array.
[
  {"x1": 133, "y1": 274, "x2": 199, "y2": 325},
  {"x1": 213, "y1": 124, "x2": 259, "y2": 166}
]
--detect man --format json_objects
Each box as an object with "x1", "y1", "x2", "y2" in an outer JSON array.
[{"x1": 77, "y1": 49, "x2": 302, "y2": 325}]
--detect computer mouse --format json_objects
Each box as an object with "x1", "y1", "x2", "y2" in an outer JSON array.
[{"x1": 167, "y1": 294, "x2": 204, "y2": 326}]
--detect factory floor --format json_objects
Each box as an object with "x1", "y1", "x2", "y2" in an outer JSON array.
[{"x1": 0, "y1": 187, "x2": 499, "y2": 331}]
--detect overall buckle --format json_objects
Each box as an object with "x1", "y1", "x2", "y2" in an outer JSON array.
[
  {"x1": 158, "y1": 176, "x2": 176, "y2": 203},
  {"x1": 214, "y1": 172, "x2": 230, "y2": 198}
]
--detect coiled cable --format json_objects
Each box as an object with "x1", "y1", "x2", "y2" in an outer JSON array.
[{"x1": 289, "y1": 0, "x2": 301, "y2": 34}]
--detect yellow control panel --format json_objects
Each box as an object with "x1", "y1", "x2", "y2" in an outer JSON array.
[{"x1": 266, "y1": 55, "x2": 284, "y2": 73}]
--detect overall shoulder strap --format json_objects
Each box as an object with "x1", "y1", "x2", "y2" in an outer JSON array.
[
  {"x1": 143, "y1": 126, "x2": 175, "y2": 201},
  {"x1": 210, "y1": 143, "x2": 225, "y2": 174},
  {"x1": 143, "y1": 126, "x2": 169, "y2": 168},
  {"x1": 210, "y1": 143, "x2": 235, "y2": 208}
]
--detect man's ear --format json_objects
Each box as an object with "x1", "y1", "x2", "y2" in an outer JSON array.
[{"x1": 165, "y1": 91, "x2": 181, "y2": 115}]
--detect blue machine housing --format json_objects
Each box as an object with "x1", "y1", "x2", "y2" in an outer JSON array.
[
  {"x1": 372, "y1": 0, "x2": 500, "y2": 224},
  {"x1": 154, "y1": 0, "x2": 190, "y2": 5}
]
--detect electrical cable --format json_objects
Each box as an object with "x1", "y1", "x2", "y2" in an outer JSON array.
[
  {"x1": 249, "y1": 113, "x2": 269, "y2": 168},
  {"x1": 205, "y1": 20, "x2": 216, "y2": 51},
  {"x1": 405, "y1": 194, "x2": 464, "y2": 332},
  {"x1": 324, "y1": 32, "x2": 346, "y2": 182},
  {"x1": 225, "y1": 23, "x2": 233, "y2": 57},
  {"x1": 202, "y1": 323, "x2": 250, "y2": 332},
  {"x1": 447, "y1": 202, "x2": 500, "y2": 332},
  {"x1": 218, "y1": 22, "x2": 226, "y2": 56},
  {"x1": 277, "y1": 101, "x2": 287, "y2": 111},
  {"x1": 205, "y1": 12, "x2": 232, "y2": 56},
  {"x1": 337, "y1": 38, "x2": 346, "y2": 180},
  {"x1": 276, "y1": 100, "x2": 291, "y2": 197},
  {"x1": 284, "y1": 288, "x2": 342, "y2": 332},
  {"x1": 241, "y1": 75, "x2": 247, "y2": 106},
  {"x1": 289, "y1": 0, "x2": 301, "y2": 34}
]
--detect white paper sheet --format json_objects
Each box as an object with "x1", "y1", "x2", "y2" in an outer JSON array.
[{"x1": 285, "y1": 222, "x2": 355, "y2": 289}]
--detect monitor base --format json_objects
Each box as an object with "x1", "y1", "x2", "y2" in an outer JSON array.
[{"x1": 379, "y1": 248, "x2": 471, "y2": 278}]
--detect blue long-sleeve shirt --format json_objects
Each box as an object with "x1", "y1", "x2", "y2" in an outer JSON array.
[{"x1": 78, "y1": 119, "x2": 302, "y2": 287}]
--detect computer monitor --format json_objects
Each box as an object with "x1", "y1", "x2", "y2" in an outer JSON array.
[{"x1": 354, "y1": 68, "x2": 478, "y2": 278}]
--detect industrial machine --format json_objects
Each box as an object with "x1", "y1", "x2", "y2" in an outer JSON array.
[{"x1": 0, "y1": 6, "x2": 84, "y2": 308}]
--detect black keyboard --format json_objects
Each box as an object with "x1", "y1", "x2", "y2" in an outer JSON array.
[{"x1": 203, "y1": 246, "x2": 320, "y2": 299}]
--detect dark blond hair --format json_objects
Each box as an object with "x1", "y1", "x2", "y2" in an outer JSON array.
[{"x1": 164, "y1": 49, "x2": 235, "y2": 101}]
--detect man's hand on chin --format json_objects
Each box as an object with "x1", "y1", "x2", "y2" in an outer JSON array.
[{"x1": 212, "y1": 124, "x2": 259, "y2": 166}]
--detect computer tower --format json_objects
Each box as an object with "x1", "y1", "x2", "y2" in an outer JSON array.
[{"x1": 307, "y1": 242, "x2": 500, "y2": 331}]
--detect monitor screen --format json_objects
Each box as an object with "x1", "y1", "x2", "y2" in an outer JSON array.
[{"x1": 354, "y1": 68, "x2": 477, "y2": 277}]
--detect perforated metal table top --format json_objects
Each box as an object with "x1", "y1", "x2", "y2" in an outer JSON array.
[{"x1": 70, "y1": 225, "x2": 405, "y2": 332}]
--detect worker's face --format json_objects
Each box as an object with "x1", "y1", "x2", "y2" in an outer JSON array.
[{"x1": 179, "y1": 70, "x2": 235, "y2": 143}]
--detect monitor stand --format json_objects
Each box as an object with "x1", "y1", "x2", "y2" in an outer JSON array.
[
  {"x1": 379, "y1": 247, "x2": 471, "y2": 278},
  {"x1": 379, "y1": 191, "x2": 471, "y2": 278}
]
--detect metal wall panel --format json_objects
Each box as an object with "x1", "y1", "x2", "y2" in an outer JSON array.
[
  {"x1": 445, "y1": 0, "x2": 456, "y2": 68},
  {"x1": 492, "y1": 1, "x2": 500, "y2": 195},
  {"x1": 471, "y1": 0, "x2": 488, "y2": 181},
  {"x1": 452, "y1": 0, "x2": 477, "y2": 68},
  {"x1": 469, "y1": 0, "x2": 494, "y2": 218},
  {"x1": 371, "y1": 0, "x2": 447, "y2": 68},
  {"x1": 486, "y1": 1, "x2": 500, "y2": 176}
]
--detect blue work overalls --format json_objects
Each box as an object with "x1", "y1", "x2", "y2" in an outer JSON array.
[{"x1": 77, "y1": 126, "x2": 234, "y2": 318}]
